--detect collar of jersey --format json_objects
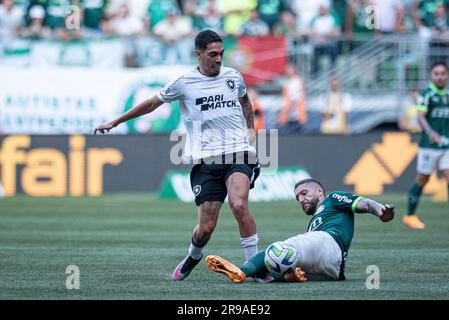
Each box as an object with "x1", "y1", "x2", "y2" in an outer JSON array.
[{"x1": 430, "y1": 83, "x2": 448, "y2": 95}]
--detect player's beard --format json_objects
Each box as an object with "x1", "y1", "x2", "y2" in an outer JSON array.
[{"x1": 303, "y1": 197, "x2": 319, "y2": 215}]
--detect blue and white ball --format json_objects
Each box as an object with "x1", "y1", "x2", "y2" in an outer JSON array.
[{"x1": 264, "y1": 241, "x2": 299, "y2": 277}]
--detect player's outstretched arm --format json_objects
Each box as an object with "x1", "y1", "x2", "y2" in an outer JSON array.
[
  {"x1": 93, "y1": 95, "x2": 164, "y2": 135},
  {"x1": 355, "y1": 198, "x2": 395, "y2": 222}
]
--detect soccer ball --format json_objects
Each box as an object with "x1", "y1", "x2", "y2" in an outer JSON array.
[{"x1": 264, "y1": 241, "x2": 299, "y2": 277}]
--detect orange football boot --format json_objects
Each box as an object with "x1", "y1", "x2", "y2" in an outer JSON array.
[
  {"x1": 205, "y1": 255, "x2": 247, "y2": 283},
  {"x1": 403, "y1": 215, "x2": 425, "y2": 230}
]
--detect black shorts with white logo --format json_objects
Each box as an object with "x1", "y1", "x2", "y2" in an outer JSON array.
[{"x1": 190, "y1": 153, "x2": 260, "y2": 206}]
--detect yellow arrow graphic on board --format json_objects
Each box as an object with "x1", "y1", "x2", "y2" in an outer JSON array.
[
  {"x1": 344, "y1": 150, "x2": 393, "y2": 195},
  {"x1": 371, "y1": 132, "x2": 418, "y2": 177},
  {"x1": 344, "y1": 132, "x2": 447, "y2": 201}
]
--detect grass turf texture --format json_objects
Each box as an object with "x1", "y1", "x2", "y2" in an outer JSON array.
[{"x1": 1, "y1": 194, "x2": 448, "y2": 300}]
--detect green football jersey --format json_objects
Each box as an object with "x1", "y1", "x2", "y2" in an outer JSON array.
[
  {"x1": 416, "y1": 83, "x2": 449, "y2": 149},
  {"x1": 147, "y1": 0, "x2": 178, "y2": 30},
  {"x1": 81, "y1": 0, "x2": 107, "y2": 29},
  {"x1": 46, "y1": 0, "x2": 71, "y2": 29},
  {"x1": 306, "y1": 191, "x2": 361, "y2": 254}
]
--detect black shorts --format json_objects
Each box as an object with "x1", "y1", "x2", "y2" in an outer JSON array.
[{"x1": 190, "y1": 161, "x2": 260, "y2": 206}]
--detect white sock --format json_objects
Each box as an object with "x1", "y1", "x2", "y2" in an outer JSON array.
[
  {"x1": 188, "y1": 239, "x2": 204, "y2": 260},
  {"x1": 240, "y1": 234, "x2": 259, "y2": 262}
]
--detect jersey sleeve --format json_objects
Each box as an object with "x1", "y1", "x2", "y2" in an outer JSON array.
[
  {"x1": 328, "y1": 191, "x2": 362, "y2": 214},
  {"x1": 157, "y1": 76, "x2": 184, "y2": 103},
  {"x1": 237, "y1": 71, "x2": 247, "y2": 98},
  {"x1": 415, "y1": 89, "x2": 429, "y2": 113}
]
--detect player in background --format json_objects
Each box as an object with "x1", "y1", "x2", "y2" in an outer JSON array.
[
  {"x1": 206, "y1": 178, "x2": 395, "y2": 283},
  {"x1": 94, "y1": 30, "x2": 260, "y2": 280},
  {"x1": 404, "y1": 61, "x2": 449, "y2": 230}
]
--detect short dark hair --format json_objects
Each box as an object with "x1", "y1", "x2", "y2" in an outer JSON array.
[
  {"x1": 294, "y1": 178, "x2": 326, "y2": 195},
  {"x1": 195, "y1": 30, "x2": 222, "y2": 51},
  {"x1": 431, "y1": 61, "x2": 449, "y2": 71}
]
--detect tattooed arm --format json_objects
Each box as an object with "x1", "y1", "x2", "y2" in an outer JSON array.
[
  {"x1": 355, "y1": 198, "x2": 395, "y2": 222},
  {"x1": 239, "y1": 93, "x2": 255, "y2": 130},
  {"x1": 239, "y1": 93, "x2": 256, "y2": 146}
]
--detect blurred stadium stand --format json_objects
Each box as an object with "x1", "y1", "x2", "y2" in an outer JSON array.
[{"x1": 1, "y1": 0, "x2": 449, "y2": 135}]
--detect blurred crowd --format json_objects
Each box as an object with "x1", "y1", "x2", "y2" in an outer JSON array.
[
  {"x1": 1, "y1": 0, "x2": 449, "y2": 42},
  {"x1": 2, "y1": 0, "x2": 449, "y2": 76},
  {"x1": 1, "y1": 0, "x2": 446, "y2": 134}
]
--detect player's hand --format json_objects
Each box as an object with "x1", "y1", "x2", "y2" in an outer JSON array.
[
  {"x1": 379, "y1": 204, "x2": 395, "y2": 222},
  {"x1": 429, "y1": 131, "x2": 441, "y2": 145},
  {"x1": 283, "y1": 267, "x2": 308, "y2": 282},
  {"x1": 93, "y1": 122, "x2": 116, "y2": 135}
]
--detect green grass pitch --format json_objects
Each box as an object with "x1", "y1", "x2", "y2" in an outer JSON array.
[{"x1": 1, "y1": 194, "x2": 448, "y2": 300}]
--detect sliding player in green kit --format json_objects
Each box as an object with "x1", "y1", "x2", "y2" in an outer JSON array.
[{"x1": 206, "y1": 178, "x2": 395, "y2": 282}]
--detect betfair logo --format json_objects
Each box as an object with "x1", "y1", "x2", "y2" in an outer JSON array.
[
  {"x1": 0, "y1": 135, "x2": 123, "y2": 197},
  {"x1": 344, "y1": 132, "x2": 447, "y2": 200}
]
